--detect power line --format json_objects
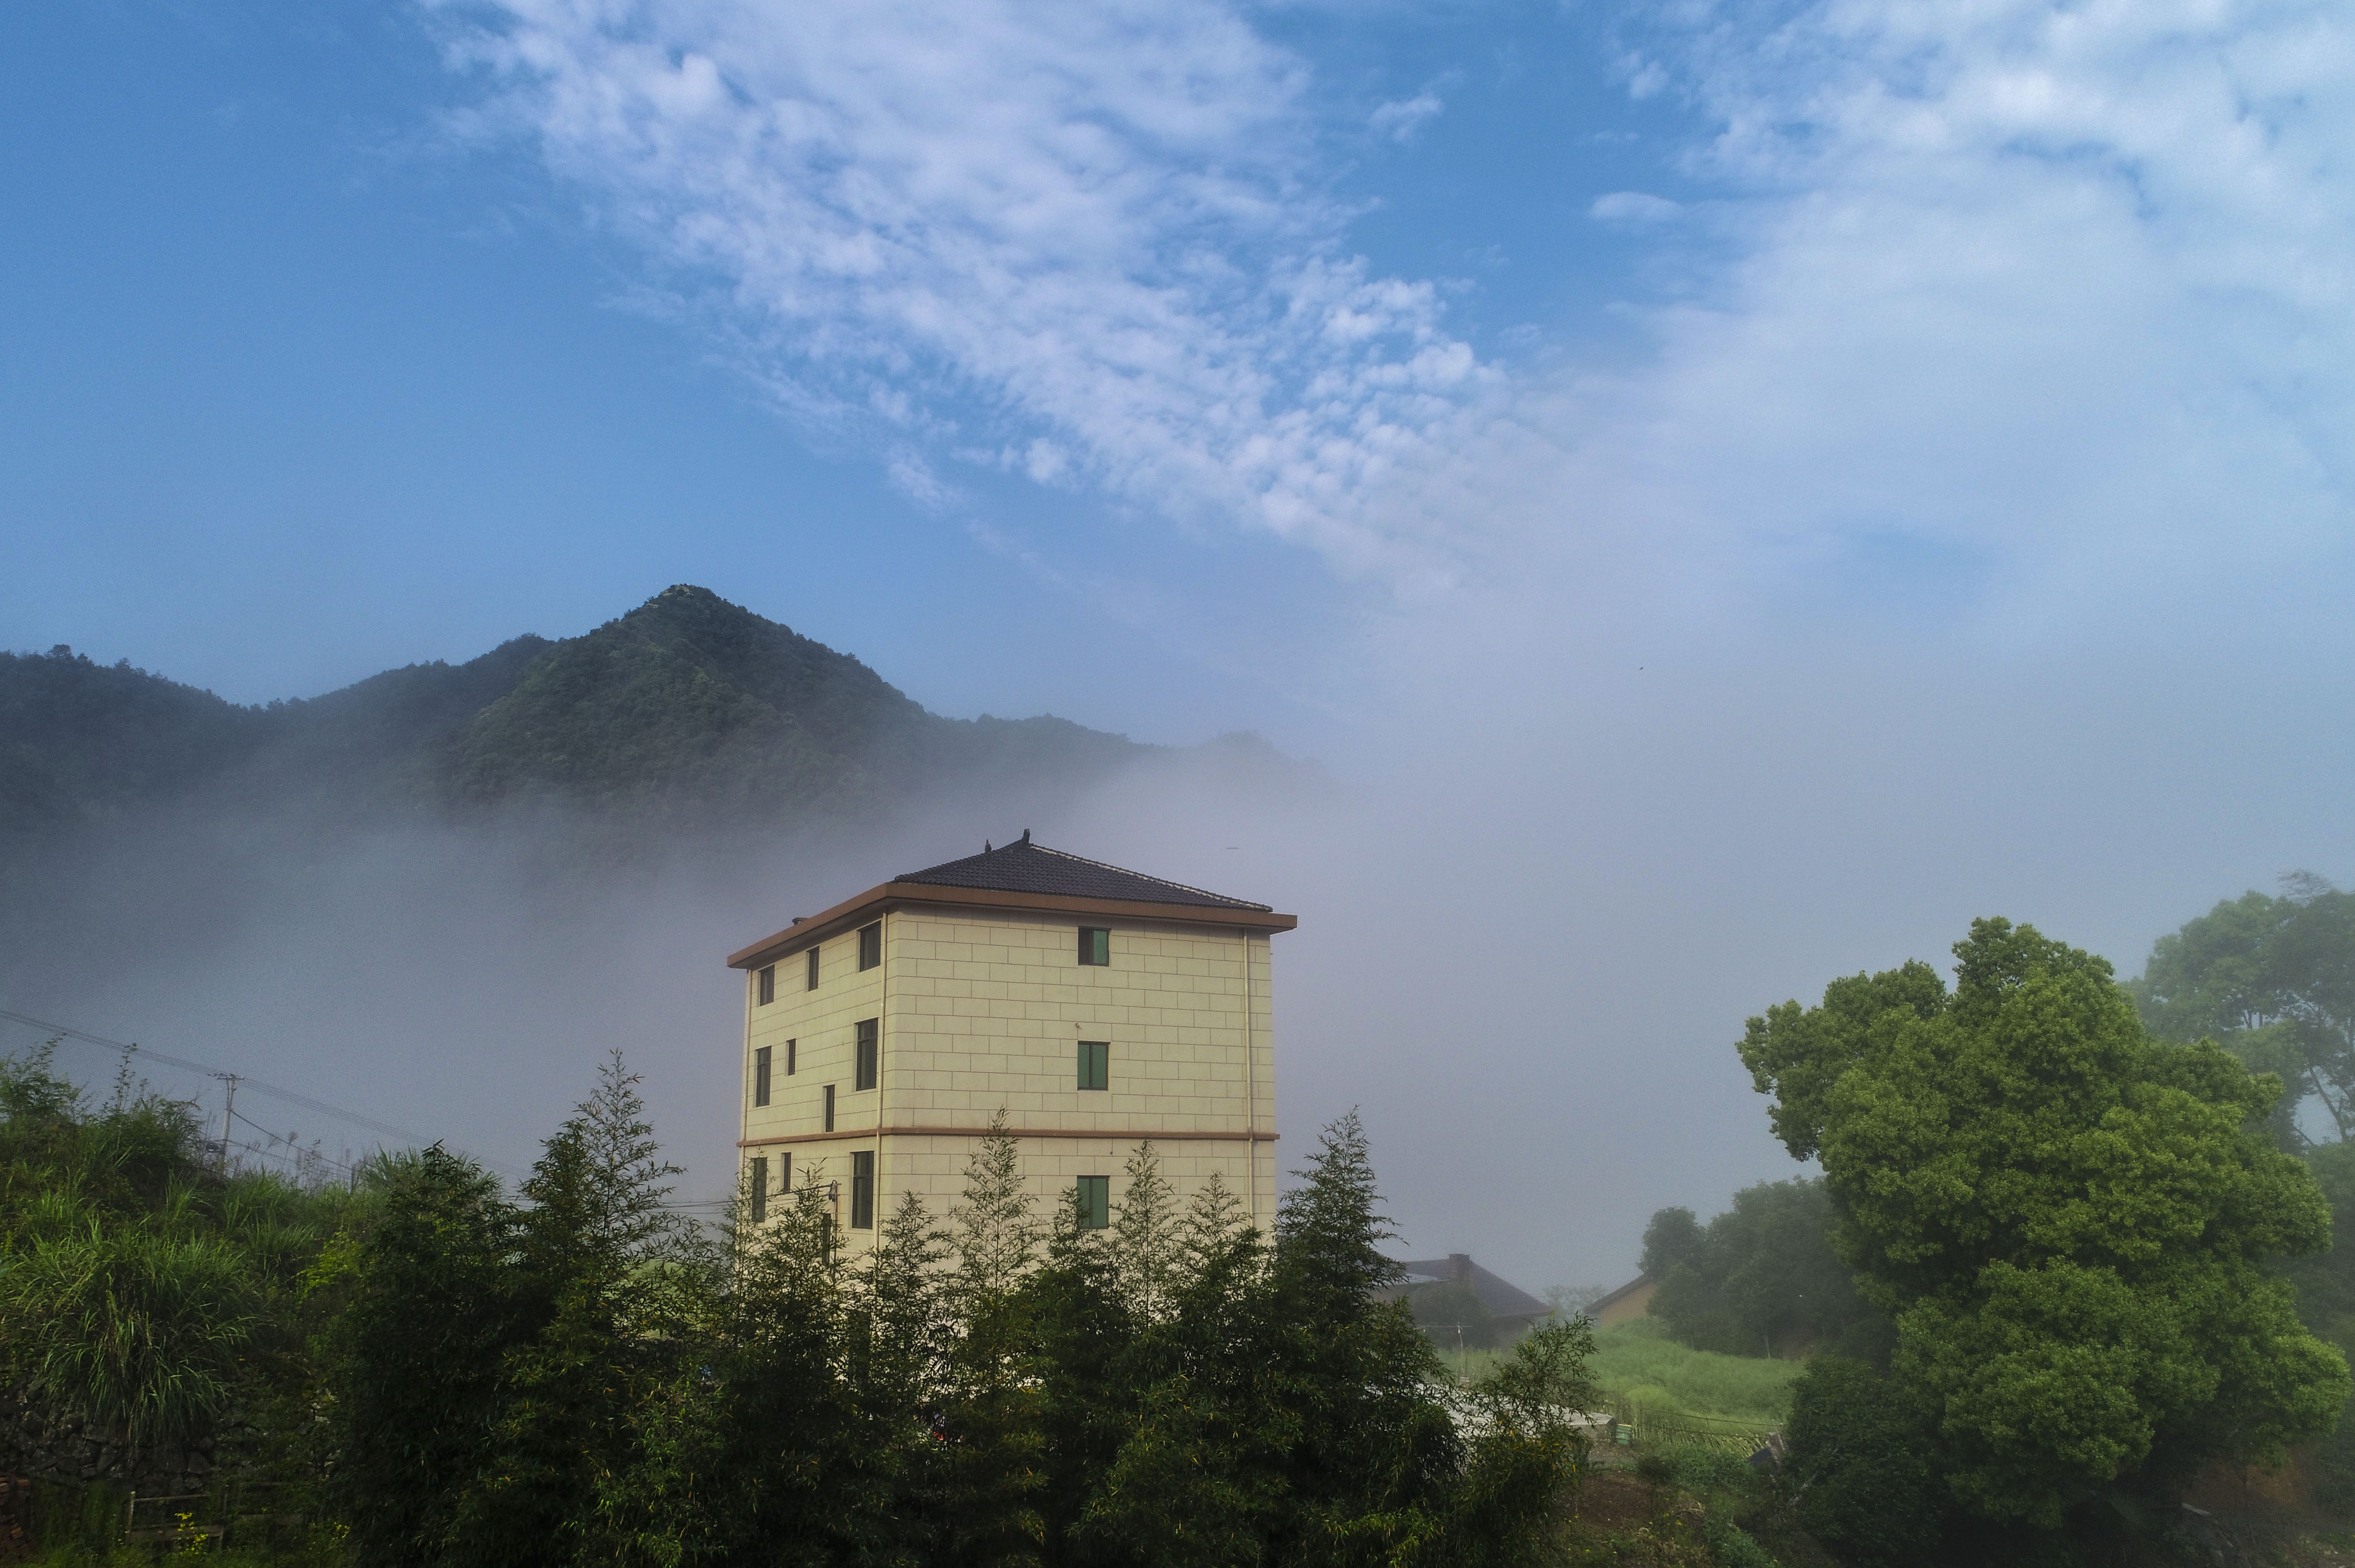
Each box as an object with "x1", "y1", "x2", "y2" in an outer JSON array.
[{"x1": 0, "y1": 1006, "x2": 525, "y2": 1176}]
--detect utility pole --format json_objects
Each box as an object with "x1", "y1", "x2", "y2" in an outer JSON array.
[{"x1": 216, "y1": 1074, "x2": 239, "y2": 1176}]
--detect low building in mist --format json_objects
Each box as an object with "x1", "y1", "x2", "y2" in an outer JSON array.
[
  {"x1": 726, "y1": 832, "x2": 1294, "y2": 1249},
  {"x1": 1383, "y1": 1254, "x2": 1555, "y2": 1345},
  {"x1": 1587, "y1": 1273, "x2": 1657, "y2": 1328}
]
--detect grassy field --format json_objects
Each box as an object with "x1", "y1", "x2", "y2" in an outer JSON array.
[
  {"x1": 1437, "y1": 1318, "x2": 1805, "y2": 1427},
  {"x1": 1590, "y1": 1319, "x2": 1804, "y2": 1425}
]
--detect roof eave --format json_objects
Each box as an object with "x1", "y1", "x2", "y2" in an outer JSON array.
[{"x1": 726, "y1": 880, "x2": 1298, "y2": 970}]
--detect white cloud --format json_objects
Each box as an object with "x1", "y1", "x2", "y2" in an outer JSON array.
[
  {"x1": 1368, "y1": 90, "x2": 1443, "y2": 142},
  {"x1": 1361, "y1": 0, "x2": 2355, "y2": 650},
  {"x1": 438, "y1": 0, "x2": 2355, "y2": 647},
  {"x1": 438, "y1": 0, "x2": 1487, "y2": 589},
  {"x1": 1588, "y1": 190, "x2": 1681, "y2": 223}
]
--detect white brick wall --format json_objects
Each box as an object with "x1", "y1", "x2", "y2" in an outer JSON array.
[{"x1": 740, "y1": 905, "x2": 1278, "y2": 1248}]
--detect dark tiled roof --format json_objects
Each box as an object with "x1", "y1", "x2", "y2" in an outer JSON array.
[
  {"x1": 1393, "y1": 1255, "x2": 1554, "y2": 1323},
  {"x1": 897, "y1": 834, "x2": 1271, "y2": 911}
]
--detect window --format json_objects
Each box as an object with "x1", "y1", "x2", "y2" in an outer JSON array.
[
  {"x1": 1078, "y1": 927, "x2": 1110, "y2": 966},
  {"x1": 785, "y1": 1038, "x2": 797, "y2": 1076},
  {"x1": 858, "y1": 921, "x2": 882, "y2": 971},
  {"x1": 823, "y1": 1084, "x2": 835, "y2": 1132},
  {"x1": 753, "y1": 1046, "x2": 772, "y2": 1107},
  {"x1": 1075, "y1": 1175, "x2": 1110, "y2": 1230},
  {"x1": 851, "y1": 1150, "x2": 876, "y2": 1230},
  {"x1": 1076, "y1": 1041, "x2": 1109, "y2": 1092},
  {"x1": 855, "y1": 1019, "x2": 879, "y2": 1091},
  {"x1": 749, "y1": 1156, "x2": 767, "y2": 1223},
  {"x1": 779, "y1": 1151, "x2": 791, "y2": 1194},
  {"x1": 807, "y1": 947, "x2": 821, "y2": 990},
  {"x1": 757, "y1": 964, "x2": 775, "y2": 1006}
]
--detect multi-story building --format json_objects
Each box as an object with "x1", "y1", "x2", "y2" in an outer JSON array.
[{"x1": 727, "y1": 833, "x2": 1295, "y2": 1246}]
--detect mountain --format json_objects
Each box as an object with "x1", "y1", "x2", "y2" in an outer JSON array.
[{"x1": 0, "y1": 585, "x2": 1267, "y2": 844}]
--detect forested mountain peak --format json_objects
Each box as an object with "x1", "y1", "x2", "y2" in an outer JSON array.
[{"x1": 0, "y1": 586, "x2": 1243, "y2": 845}]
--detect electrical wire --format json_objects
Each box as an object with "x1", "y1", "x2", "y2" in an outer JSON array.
[{"x1": 0, "y1": 1005, "x2": 526, "y2": 1177}]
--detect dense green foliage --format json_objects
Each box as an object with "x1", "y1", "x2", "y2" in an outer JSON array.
[
  {"x1": 317, "y1": 1098, "x2": 1598, "y2": 1567},
  {"x1": 4, "y1": 1049, "x2": 1600, "y2": 1565},
  {"x1": 1638, "y1": 1179, "x2": 1887, "y2": 1362},
  {"x1": 2130, "y1": 874, "x2": 2355, "y2": 1150},
  {"x1": 0, "y1": 1047, "x2": 346, "y2": 1472},
  {"x1": 1777, "y1": 1358, "x2": 1946, "y2": 1567},
  {"x1": 1741, "y1": 917, "x2": 2350, "y2": 1530}
]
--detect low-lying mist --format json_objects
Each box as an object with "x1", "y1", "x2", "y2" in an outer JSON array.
[{"x1": 8, "y1": 627, "x2": 2354, "y2": 1300}]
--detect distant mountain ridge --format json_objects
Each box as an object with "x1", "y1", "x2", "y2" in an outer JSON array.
[{"x1": 1, "y1": 585, "x2": 1272, "y2": 841}]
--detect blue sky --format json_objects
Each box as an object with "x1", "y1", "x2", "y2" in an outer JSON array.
[
  {"x1": 8, "y1": 0, "x2": 2355, "y2": 1279},
  {"x1": 1, "y1": 0, "x2": 1722, "y2": 745}
]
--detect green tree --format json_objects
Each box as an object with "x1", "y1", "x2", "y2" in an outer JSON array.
[
  {"x1": 1741, "y1": 917, "x2": 2350, "y2": 1527},
  {"x1": 939, "y1": 1112, "x2": 1050, "y2": 1568},
  {"x1": 1778, "y1": 1358, "x2": 1948, "y2": 1568},
  {"x1": 1063, "y1": 1170, "x2": 1286, "y2": 1568},
  {"x1": 1263, "y1": 1110, "x2": 1464, "y2": 1564},
  {"x1": 1642, "y1": 1179, "x2": 1887, "y2": 1361},
  {"x1": 458, "y1": 1051, "x2": 695, "y2": 1565},
  {"x1": 322, "y1": 1145, "x2": 529, "y2": 1568},
  {"x1": 2131, "y1": 874, "x2": 2355, "y2": 1150},
  {"x1": 1637, "y1": 1206, "x2": 1703, "y2": 1279}
]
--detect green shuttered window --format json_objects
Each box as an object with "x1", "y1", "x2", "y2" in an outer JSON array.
[
  {"x1": 1075, "y1": 1176, "x2": 1110, "y2": 1230},
  {"x1": 851, "y1": 1150, "x2": 876, "y2": 1230},
  {"x1": 1078, "y1": 927, "x2": 1110, "y2": 966}
]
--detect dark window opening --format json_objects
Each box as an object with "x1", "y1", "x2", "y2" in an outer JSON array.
[
  {"x1": 1078, "y1": 927, "x2": 1110, "y2": 966},
  {"x1": 858, "y1": 921, "x2": 882, "y2": 971},
  {"x1": 1076, "y1": 1175, "x2": 1111, "y2": 1230},
  {"x1": 779, "y1": 1151, "x2": 791, "y2": 1194},
  {"x1": 785, "y1": 1038, "x2": 797, "y2": 1076},
  {"x1": 855, "y1": 1019, "x2": 879, "y2": 1091},
  {"x1": 807, "y1": 947, "x2": 821, "y2": 990},
  {"x1": 1077, "y1": 1040, "x2": 1109, "y2": 1092},
  {"x1": 753, "y1": 1046, "x2": 772, "y2": 1107},
  {"x1": 749, "y1": 1156, "x2": 767, "y2": 1223},
  {"x1": 851, "y1": 1150, "x2": 876, "y2": 1230},
  {"x1": 757, "y1": 964, "x2": 776, "y2": 1006},
  {"x1": 823, "y1": 1084, "x2": 835, "y2": 1132}
]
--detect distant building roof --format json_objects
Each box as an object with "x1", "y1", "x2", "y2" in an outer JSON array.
[
  {"x1": 896, "y1": 832, "x2": 1271, "y2": 911},
  {"x1": 1387, "y1": 1254, "x2": 1552, "y2": 1327}
]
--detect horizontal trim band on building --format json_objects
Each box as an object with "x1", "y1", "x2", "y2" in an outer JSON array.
[
  {"x1": 726, "y1": 881, "x2": 1297, "y2": 971},
  {"x1": 737, "y1": 1125, "x2": 1278, "y2": 1148}
]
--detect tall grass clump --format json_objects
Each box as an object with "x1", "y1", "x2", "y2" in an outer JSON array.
[
  {"x1": 0, "y1": 1043, "x2": 353, "y2": 1480},
  {"x1": 1588, "y1": 1318, "x2": 1802, "y2": 1425}
]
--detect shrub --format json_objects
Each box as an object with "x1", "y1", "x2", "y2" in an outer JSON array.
[{"x1": 1781, "y1": 1357, "x2": 1949, "y2": 1568}]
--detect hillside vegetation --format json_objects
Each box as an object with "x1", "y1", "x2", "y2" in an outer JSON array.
[
  {"x1": 0, "y1": 1052, "x2": 1599, "y2": 1568},
  {"x1": 1, "y1": 585, "x2": 1301, "y2": 847}
]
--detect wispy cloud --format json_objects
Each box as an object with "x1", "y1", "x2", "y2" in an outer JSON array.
[
  {"x1": 1575, "y1": 0, "x2": 2355, "y2": 633},
  {"x1": 1588, "y1": 191, "x2": 1680, "y2": 224},
  {"x1": 1368, "y1": 90, "x2": 1443, "y2": 143},
  {"x1": 1368, "y1": 0, "x2": 2355, "y2": 646},
  {"x1": 439, "y1": 0, "x2": 1487, "y2": 588},
  {"x1": 439, "y1": 0, "x2": 2355, "y2": 643}
]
